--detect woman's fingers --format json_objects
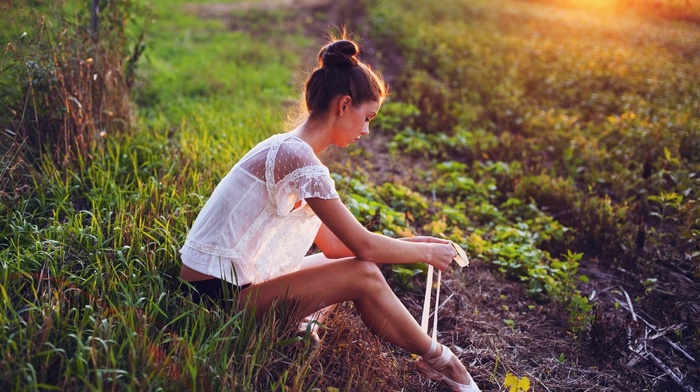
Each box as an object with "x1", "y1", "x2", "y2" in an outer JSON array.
[
  {"x1": 402, "y1": 236, "x2": 451, "y2": 244},
  {"x1": 429, "y1": 243, "x2": 456, "y2": 271},
  {"x1": 401, "y1": 238, "x2": 457, "y2": 269}
]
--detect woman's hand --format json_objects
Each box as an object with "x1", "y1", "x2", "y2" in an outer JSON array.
[
  {"x1": 425, "y1": 242, "x2": 458, "y2": 271},
  {"x1": 400, "y1": 236, "x2": 456, "y2": 270}
]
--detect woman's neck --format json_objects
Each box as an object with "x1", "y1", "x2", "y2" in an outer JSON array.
[{"x1": 290, "y1": 117, "x2": 333, "y2": 155}]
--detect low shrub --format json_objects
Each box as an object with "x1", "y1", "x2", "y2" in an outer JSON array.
[
  {"x1": 514, "y1": 174, "x2": 579, "y2": 218},
  {"x1": 574, "y1": 195, "x2": 631, "y2": 258},
  {"x1": 0, "y1": 0, "x2": 147, "y2": 168}
]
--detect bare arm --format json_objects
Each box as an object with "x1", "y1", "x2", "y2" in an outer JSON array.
[
  {"x1": 306, "y1": 198, "x2": 456, "y2": 270},
  {"x1": 314, "y1": 224, "x2": 449, "y2": 260},
  {"x1": 314, "y1": 222, "x2": 355, "y2": 259}
]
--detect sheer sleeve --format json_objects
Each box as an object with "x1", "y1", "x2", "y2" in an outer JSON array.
[
  {"x1": 268, "y1": 138, "x2": 339, "y2": 216},
  {"x1": 180, "y1": 133, "x2": 337, "y2": 285}
]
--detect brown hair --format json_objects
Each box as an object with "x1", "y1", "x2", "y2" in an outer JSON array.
[{"x1": 303, "y1": 36, "x2": 388, "y2": 119}]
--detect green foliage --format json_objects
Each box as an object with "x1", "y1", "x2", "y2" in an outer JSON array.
[
  {"x1": 372, "y1": 100, "x2": 420, "y2": 134},
  {"x1": 389, "y1": 127, "x2": 500, "y2": 161},
  {"x1": 376, "y1": 182, "x2": 429, "y2": 217},
  {"x1": 369, "y1": 0, "x2": 700, "y2": 263},
  {"x1": 391, "y1": 264, "x2": 429, "y2": 291},
  {"x1": 574, "y1": 194, "x2": 630, "y2": 257},
  {"x1": 365, "y1": 0, "x2": 700, "y2": 339},
  {"x1": 648, "y1": 191, "x2": 683, "y2": 231},
  {"x1": 336, "y1": 150, "x2": 588, "y2": 306},
  {"x1": 514, "y1": 175, "x2": 579, "y2": 217},
  {"x1": 334, "y1": 172, "x2": 416, "y2": 238}
]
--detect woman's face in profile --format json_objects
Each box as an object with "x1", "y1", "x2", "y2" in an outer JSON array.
[{"x1": 334, "y1": 99, "x2": 381, "y2": 148}]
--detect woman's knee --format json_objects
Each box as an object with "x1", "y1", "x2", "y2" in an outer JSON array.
[{"x1": 352, "y1": 260, "x2": 388, "y2": 292}]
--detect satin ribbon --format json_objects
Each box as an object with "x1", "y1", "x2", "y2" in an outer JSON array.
[
  {"x1": 421, "y1": 265, "x2": 441, "y2": 340},
  {"x1": 421, "y1": 242, "x2": 468, "y2": 340}
]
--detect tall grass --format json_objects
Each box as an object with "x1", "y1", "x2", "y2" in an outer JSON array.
[
  {"x1": 0, "y1": 0, "x2": 327, "y2": 389},
  {"x1": 0, "y1": 1, "x2": 146, "y2": 168},
  {"x1": 0, "y1": 122, "x2": 325, "y2": 389}
]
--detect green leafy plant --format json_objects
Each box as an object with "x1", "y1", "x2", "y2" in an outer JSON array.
[{"x1": 648, "y1": 191, "x2": 683, "y2": 231}]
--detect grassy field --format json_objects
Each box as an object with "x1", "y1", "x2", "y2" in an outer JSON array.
[
  {"x1": 1, "y1": 0, "x2": 320, "y2": 390},
  {"x1": 1, "y1": 0, "x2": 699, "y2": 390}
]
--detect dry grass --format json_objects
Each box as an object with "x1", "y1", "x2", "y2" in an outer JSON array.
[{"x1": 1, "y1": 1, "x2": 143, "y2": 168}]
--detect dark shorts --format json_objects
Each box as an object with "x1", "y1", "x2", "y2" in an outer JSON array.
[{"x1": 180, "y1": 278, "x2": 250, "y2": 307}]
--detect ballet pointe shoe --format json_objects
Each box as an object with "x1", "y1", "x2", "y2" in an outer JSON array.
[{"x1": 415, "y1": 342, "x2": 481, "y2": 392}]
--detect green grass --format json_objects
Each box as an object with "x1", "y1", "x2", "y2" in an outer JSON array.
[
  {"x1": 2, "y1": 0, "x2": 699, "y2": 389},
  {"x1": 1, "y1": 0, "x2": 322, "y2": 390}
]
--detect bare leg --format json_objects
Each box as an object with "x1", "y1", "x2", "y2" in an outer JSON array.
[
  {"x1": 299, "y1": 253, "x2": 340, "y2": 331},
  {"x1": 182, "y1": 253, "x2": 471, "y2": 384},
  {"x1": 294, "y1": 253, "x2": 339, "y2": 340},
  {"x1": 239, "y1": 256, "x2": 471, "y2": 385},
  {"x1": 240, "y1": 257, "x2": 434, "y2": 355}
]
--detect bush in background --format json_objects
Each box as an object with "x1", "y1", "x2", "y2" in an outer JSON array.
[{"x1": 0, "y1": 0, "x2": 146, "y2": 171}]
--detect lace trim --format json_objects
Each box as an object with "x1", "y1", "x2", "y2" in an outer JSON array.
[
  {"x1": 274, "y1": 166, "x2": 338, "y2": 215},
  {"x1": 279, "y1": 166, "x2": 336, "y2": 192},
  {"x1": 264, "y1": 136, "x2": 282, "y2": 197},
  {"x1": 184, "y1": 238, "x2": 242, "y2": 259}
]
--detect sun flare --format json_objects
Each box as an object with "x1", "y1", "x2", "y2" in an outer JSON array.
[{"x1": 562, "y1": 0, "x2": 618, "y2": 12}]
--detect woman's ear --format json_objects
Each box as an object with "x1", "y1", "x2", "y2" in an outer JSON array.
[{"x1": 337, "y1": 95, "x2": 352, "y2": 116}]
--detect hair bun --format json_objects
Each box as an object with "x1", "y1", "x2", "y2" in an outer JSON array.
[{"x1": 319, "y1": 39, "x2": 360, "y2": 67}]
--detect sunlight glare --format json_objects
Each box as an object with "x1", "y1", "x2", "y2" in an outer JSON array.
[{"x1": 565, "y1": 0, "x2": 617, "y2": 12}]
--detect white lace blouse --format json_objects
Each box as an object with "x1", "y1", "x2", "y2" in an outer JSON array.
[{"x1": 180, "y1": 133, "x2": 340, "y2": 285}]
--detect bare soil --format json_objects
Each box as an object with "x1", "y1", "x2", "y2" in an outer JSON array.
[{"x1": 186, "y1": 1, "x2": 700, "y2": 391}]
